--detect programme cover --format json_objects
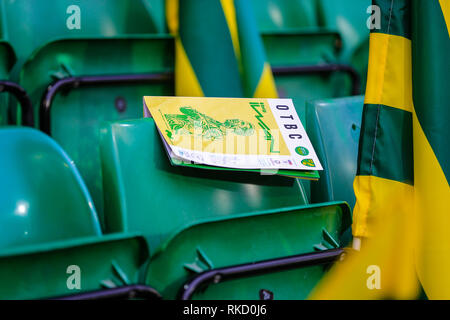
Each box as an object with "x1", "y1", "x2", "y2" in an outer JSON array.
[{"x1": 144, "y1": 96, "x2": 322, "y2": 178}]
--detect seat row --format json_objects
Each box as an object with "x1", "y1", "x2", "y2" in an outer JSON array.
[
  {"x1": 0, "y1": 0, "x2": 368, "y2": 298},
  {"x1": 0, "y1": 0, "x2": 368, "y2": 219},
  {"x1": 0, "y1": 95, "x2": 363, "y2": 299}
]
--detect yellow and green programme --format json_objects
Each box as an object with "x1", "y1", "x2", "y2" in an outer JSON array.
[{"x1": 144, "y1": 96, "x2": 323, "y2": 180}]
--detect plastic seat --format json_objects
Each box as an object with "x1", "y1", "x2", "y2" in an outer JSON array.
[
  {"x1": 0, "y1": 0, "x2": 165, "y2": 63},
  {"x1": 306, "y1": 95, "x2": 364, "y2": 210},
  {"x1": 251, "y1": 0, "x2": 363, "y2": 122},
  {"x1": 0, "y1": 127, "x2": 151, "y2": 299},
  {"x1": 251, "y1": 1, "x2": 360, "y2": 123},
  {"x1": 100, "y1": 118, "x2": 308, "y2": 247},
  {"x1": 1, "y1": 1, "x2": 172, "y2": 222},
  {"x1": 17, "y1": 36, "x2": 174, "y2": 225},
  {"x1": 318, "y1": 0, "x2": 370, "y2": 90},
  {"x1": 147, "y1": 202, "x2": 351, "y2": 299},
  {"x1": 100, "y1": 118, "x2": 351, "y2": 299}
]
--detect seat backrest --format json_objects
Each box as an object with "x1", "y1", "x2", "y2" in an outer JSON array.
[
  {"x1": 19, "y1": 36, "x2": 174, "y2": 223},
  {"x1": 0, "y1": 127, "x2": 101, "y2": 250},
  {"x1": 146, "y1": 202, "x2": 351, "y2": 299},
  {"x1": 306, "y1": 95, "x2": 364, "y2": 209},
  {"x1": 317, "y1": 0, "x2": 370, "y2": 90},
  {"x1": 251, "y1": 0, "x2": 320, "y2": 31},
  {"x1": 318, "y1": 0, "x2": 370, "y2": 55},
  {"x1": 100, "y1": 118, "x2": 308, "y2": 250},
  {"x1": 263, "y1": 31, "x2": 345, "y2": 123},
  {"x1": 0, "y1": 0, "x2": 163, "y2": 63}
]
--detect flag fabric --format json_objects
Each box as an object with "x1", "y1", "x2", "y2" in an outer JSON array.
[
  {"x1": 310, "y1": 0, "x2": 419, "y2": 299},
  {"x1": 311, "y1": 0, "x2": 450, "y2": 300},
  {"x1": 165, "y1": 0, "x2": 278, "y2": 98},
  {"x1": 412, "y1": 0, "x2": 450, "y2": 299}
]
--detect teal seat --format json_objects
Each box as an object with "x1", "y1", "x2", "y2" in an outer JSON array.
[
  {"x1": 306, "y1": 95, "x2": 364, "y2": 210},
  {"x1": 18, "y1": 36, "x2": 174, "y2": 225},
  {"x1": 0, "y1": 127, "x2": 100, "y2": 247},
  {"x1": 100, "y1": 118, "x2": 351, "y2": 299},
  {"x1": 0, "y1": 127, "x2": 150, "y2": 299}
]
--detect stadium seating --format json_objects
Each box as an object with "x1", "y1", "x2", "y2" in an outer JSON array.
[
  {"x1": 100, "y1": 118, "x2": 351, "y2": 299},
  {"x1": 0, "y1": 0, "x2": 172, "y2": 223},
  {"x1": 252, "y1": 0, "x2": 364, "y2": 123},
  {"x1": 100, "y1": 118, "x2": 308, "y2": 244},
  {"x1": 0, "y1": 1, "x2": 371, "y2": 300},
  {"x1": 18, "y1": 37, "x2": 173, "y2": 224},
  {"x1": 146, "y1": 202, "x2": 350, "y2": 299},
  {"x1": 306, "y1": 96, "x2": 364, "y2": 210},
  {"x1": 0, "y1": 127, "x2": 153, "y2": 299},
  {"x1": 263, "y1": 30, "x2": 348, "y2": 123},
  {"x1": 1, "y1": 0, "x2": 369, "y2": 221},
  {"x1": 318, "y1": 0, "x2": 371, "y2": 90},
  {"x1": 1, "y1": 0, "x2": 165, "y2": 63}
]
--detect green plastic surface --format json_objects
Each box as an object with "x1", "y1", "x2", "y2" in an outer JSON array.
[
  {"x1": 19, "y1": 36, "x2": 174, "y2": 224},
  {"x1": 0, "y1": 0, "x2": 165, "y2": 63},
  {"x1": 0, "y1": 233, "x2": 149, "y2": 299},
  {"x1": 306, "y1": 95, "x2": 364, "y2": 210},
  {"x1": 318, "y1": 0, "x2": 370, "y2": 90},
  {"x1": 100, "y1": 118, "x2": 309, "y2": 250},
  {"x1": 263, "y1": 31, "x2": 345, "y2": 123},
  {"x1": 0, "y1": 127, "x2": 101, "y2": 248},
  {"x1": 146, "y1": 202, "x2": 351, "y2": 299},
  {"x1": 252, "y1": 0, "x2": 369, "y2": 95},
  {"x1": 0, "y1": 127, "x2": 150, "y2": 299}
]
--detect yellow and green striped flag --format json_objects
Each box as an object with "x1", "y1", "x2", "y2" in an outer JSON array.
[
  {"x1": 412, "y1": 0, "x2": 450, "y2": 299},
  {"x1": 311, "y1": 0, "x2": 418, "y2": 299},
  {"x1": 166, "y1": 0, "x2": 277, "y2": 98},
  {"x1": 310, "y1": 0, "x2": 450, "y2": 300}
]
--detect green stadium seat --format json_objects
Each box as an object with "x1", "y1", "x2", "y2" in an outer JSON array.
[
  {"x1": 100, "y1": 118, "x2": 351, "y2": 299},
  {"x1": 147, "y1": 202, "x2": 351, "y2": 299},
  {"x1": 318, "y1": 0, "x2": 370, "y2": 90},
  {"x1": 0, "y1": 127, "x2": 153, "y2": 299},
  {"x1": 100, "y1": 118, "x2": 308, "y2": 246},
  {"x1": 17, "y1": 36, "x2": 174, "y2": 226},
  {"x1": 263, "y1": 30, "x2": 356, "y2": 123},
  {"x1": 1, "y1": 0, "x2": 173, "y2": 225},
  {"x1": 251, "y1": 0, "x2": 364, "y2": 122},
  {"x1": 306, "y1": 95, "x2": 364, "y2": 210},
  {"x1": 0, "y1": 0, "x2": 165, "y2": 63}
]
